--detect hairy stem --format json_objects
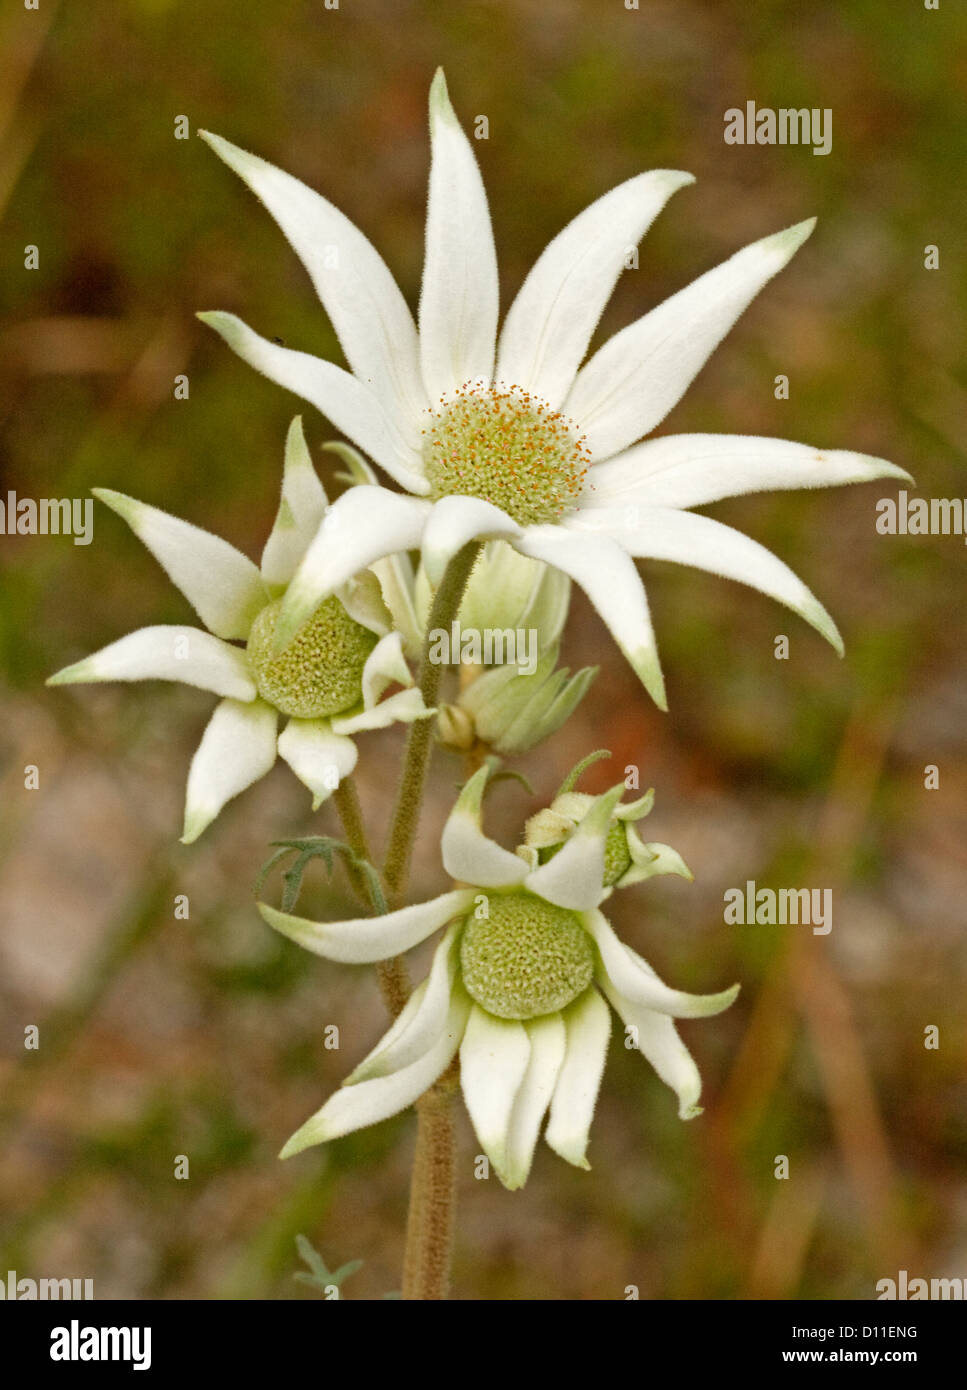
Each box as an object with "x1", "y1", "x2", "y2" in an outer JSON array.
[
  {"x1": 401, "y1": 1066, "x2": 459, "y2": 1301},
  {"x1": 385, "y1": 542, "x2": 481, "y2": 1301},
  {"x1": 383, "y1": 541, "x2": 481, "y2": 903},
  {"x1": 332, "y1": 776, "x2": 409, "y2": 1019}
]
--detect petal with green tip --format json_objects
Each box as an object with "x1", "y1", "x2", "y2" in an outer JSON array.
[
  {"x1": 597, "y1": 972, "x2": 704, "y2": 1120},
  {"x1": 585, "y1": 909, "x2": 740, "y2": 1019},
  {"x1": 566, "y1": 218, "x2": 817, "y2": 459},
  {"x1": 441, "y1": 765, "x2": 530, "y2": 888},
  {"x1": 260, "y1": 417, "x2": 328, "y2": 588},
  {"x1": 259, "y1": 888, "x2": 475, "y2": 964},
  {"x1": 93, "y1": 488, "x2": 266, "y2": 640},
  {"x1": 47, "y1": 626, "x2": 256, "y2": 700},
  {"x1": 280, "y1": 988, "x2": 470, "y2": 1157},
  {"x1": 570, "y1": 506, "x2": 843, "y2": 655}
]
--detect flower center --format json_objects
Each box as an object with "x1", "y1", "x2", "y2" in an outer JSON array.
[
  {"x1": 459, "y1": 891, "x2": 594, "y2": 1020},
  {"x1": 246, "y1": 597, "x2": 377, "y2": 719},
  {"x1": 422, "y1": 382, "x2": 591, "y2": 526}
]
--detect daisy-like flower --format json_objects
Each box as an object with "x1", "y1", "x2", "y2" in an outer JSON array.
[
  {"x1": 198, "y1": 69, "x2": 910, "y2": 709},
  {"x1": 259, "y1": 765, "x2": 738, "y2": 1189},
  {"x1": 47, "y1": 418, "x2": 433, "y2": 842}
]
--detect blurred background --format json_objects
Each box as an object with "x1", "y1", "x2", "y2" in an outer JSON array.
[{"x1": 1, "y1": 0, "x2": 965, "y2": 1300}]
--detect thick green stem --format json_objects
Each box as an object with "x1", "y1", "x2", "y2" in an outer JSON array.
[
  {"x1": 383, "y1": 541, "x2": 481, "y2": 903},
  {"x1": 332, "y1": 776, "x2": 410, "y2": 1019}
]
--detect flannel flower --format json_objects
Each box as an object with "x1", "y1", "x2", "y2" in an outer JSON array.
[
  {"x1": 259, "y1": 766, "x2": 738, "y2": 1189},
  {"x1": 47, "y1": 418, "x2": 432, "y2": 842},
  {"x1": 198, "y1": 69, "x2": 910, "y2": 709}
]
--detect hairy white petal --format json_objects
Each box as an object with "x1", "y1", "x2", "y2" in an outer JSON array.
[
  {"x1": 92, "y1": 488, "x2": 266, "y2": 640},
  {"x1": 47, "y1": 626, "x2": 257, "y2": 701},
  {"x1": 182, "y1": 698, "x2": 278, "y2": 843},
  {"x1": 280, "y1": 989, "x2": 471, "y2": 1157},
  {"x1": 585, "y1": 909, "x2": 740, "y2": 1018},
  {"x1": 584, "y1": 434, "x2": 913, "y2": 512},
  {"x1": 199, "y1": 130, "x2": 427, "y2": 443},
  {"x1": 497, "y1": 170, "x2": 694, "y2": 407},
  {"x1": 261, "y1": 417, "x2": 329, "y2": 587},
  {"x1": 568, "y1": 506, "x2": 843, "y2": 654},
  {"x1": 347, "y1": 924, "x2": 462, "y2": 1083},
  {"x1": 277, "y1": 486, "x2": 431, "y2": 648},
  {"x1": 545, "y1": 987, "x2": 612, "y2": 1168},
  {"x1": 276, "y1": 718, "x2": 358, "y2": 810},
  {"x1": 566, "y1": 219, "x2": 817, "y2": 458},
  {"x1": 460, "y1": 1006, "x2": 531, "y2": 1180},
  {"x1": 502, "y1": 1014, "x2": 567, "y2": 1189},
  {"x1": 197, "y1": 312, "x2": 428, "y2": 493},
  {"x1": 597, "y1": 972, "x2": 704, "y2": 1119},
  {"x1": 420, "y1": 69, "x2": 499, "y2": 402},
  {"x1": 441, "y1": 765, "x2": 530, "y2": 888},
  {"x1": 514, "y1": 526, "x2": 666, "y2": 708},
  {"x1": 259, "y1": 888, "x2": 475, "y2": 964},
  {"x1": 524, "y1": 783, "x2": 624, "y2": 909}
]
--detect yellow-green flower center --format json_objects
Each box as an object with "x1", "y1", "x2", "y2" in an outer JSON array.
[
  {"x1": 422, "y1": 382, "x2": 591, "y2": 526},
  {"x1": 460, "y1": 891, "x2": 594, "y2": 1020},
  {"x1": 246, "y1": 597, "x2": 377, "y2": 719}
]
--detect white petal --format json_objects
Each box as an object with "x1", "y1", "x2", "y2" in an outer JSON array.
[
  {"x1": 260, "y1": 417, "x2": 328, "y2": 588},
  {"x1": 277, "y1": 486, "x2": 431, "y2": 648},
  {"x1": 440, "y1": 765, "x2": 530, "y2": 888},
  {"x1": 361, "y1": 631, "x2": 412, "y2": 708},
  {"x1": 197, "y1": 312, "x2": 429, "y2": 493},
  {"x1": 584, "y1": 908, "x2": 740, "y2": 1018},
  {"x1": 524, "y1": 783, "x2": 624, "y2": 910},
  {"x1": 502, "y1": 1014, "x2": 567, "y2": 1189},
  {"x1": 459, "y1": 1005, "x2": 531, "y2": 1179},
  {"x1": 421, "y1": 496, "x2": 520, "y2": 586},
  {"x1": 513, "y1": 527, "x2": 666, "y2": 708},
  {"x1": 566, "y1": 219, "x2": 817, "y2": 459},
  {"x1": 182, "y1": 697, "x2": 278, "y2": 843},
  {"x1": 330, "y1": 686, "x2": 432, "y2": 735},
  {"x1": 568, "y1": 506, "x2": 842, "y2": 654},
  {"x1": 419, "y1": 70, "x2": 499, "y2": 403},
  {"x1": 584, "y1": 434, "x2": 914, "y2": 512},
  {"x1": 92, "y1": 488, "x2": 266, "y2": 640},
  {"x1": 346, "y1": 924, "x2": 462, "y2": 1083},
  {"x1": 545, "y1": 987, "x2": 612, "y2": 1168},
  {"x1": 259, "y1": 888, "x2": 475, "y2": 964},
  {"x1": 619, "y1": 835, "x2": 692, "y2": 887},
  {"x1": 276, "y1": 718, "x2": 358, "y2": 810},
  {"x1": 597, "y1": 973, "x2": 703, "y2": 1119},
  {"x1": 47, "y1": 626, "x2": 256, "y2": 701},
  {"x1": 280, "y1": 988, "x2": 471, "y2": 1157},
  {"x1": 199, "y1": 130, "x2": 427, "y2": 444},
  {"x1": 497, "y1": 170, "x2": 694, "y2": 408}
]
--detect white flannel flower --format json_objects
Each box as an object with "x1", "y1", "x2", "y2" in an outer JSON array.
[
  {"x1": 47, "y1": 418, "x2": 433, "y2": 842},
  {"x1": 198, "y1": 69, "x2": 910, "y2": 709},
  {"x1": 259, "y1": 766, "x2": 738, "y2": 1189}
]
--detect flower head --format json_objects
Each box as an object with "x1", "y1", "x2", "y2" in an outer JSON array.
[
  {"x1": 47, "y1": 418, "x2": 433, "y2": 841},
  {"x1": 198, "y1": 69, "x2": 911, "y2": 710},
  {"x1": 259, "y1": 765, "x2": 738, "y2": 1189}
]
